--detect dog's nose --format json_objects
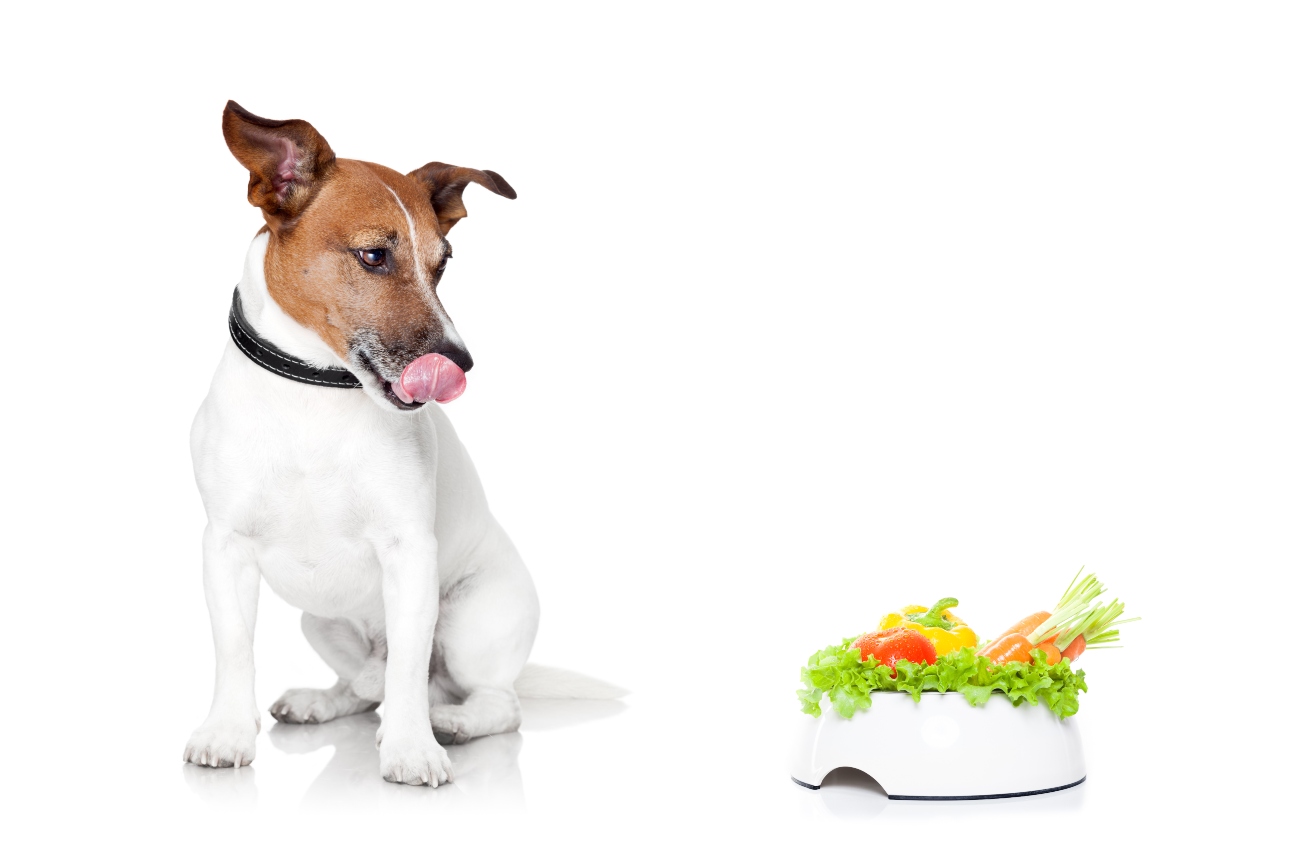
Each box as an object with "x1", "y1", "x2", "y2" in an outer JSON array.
[{"x1": 437, "y1": 345, "x2": 473, "y2": 374}]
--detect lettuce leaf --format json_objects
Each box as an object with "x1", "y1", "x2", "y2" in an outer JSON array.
[{"x1": 797, "y1": 642, "x2": 1087, "y2": 720}]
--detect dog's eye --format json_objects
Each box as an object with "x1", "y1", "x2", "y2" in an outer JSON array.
[
  {"x1": 357, "y1": 249, "x2": 387, "y2": 268},
  {"x1": 436, "y1": 258, "x2": 449, "y2": 275}
]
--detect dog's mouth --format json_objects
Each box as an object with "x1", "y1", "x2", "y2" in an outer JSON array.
[
  {"x1": 357, "y1": 351, "x2": 467, "y2": 411},
  {"x1": 356, "y1": 353, "x2": 422, "y2": 411}
]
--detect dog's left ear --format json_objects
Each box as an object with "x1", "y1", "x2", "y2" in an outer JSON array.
[{"x1": 407, "y1": 162, "x2": 517, "y2": 235}]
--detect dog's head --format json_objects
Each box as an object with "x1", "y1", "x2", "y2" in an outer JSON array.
[{"x1": 222, "y1": 100, "x2": 515, "y2": 412}]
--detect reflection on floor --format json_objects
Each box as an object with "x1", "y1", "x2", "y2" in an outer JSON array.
[
  {"x1": 181, "y1": 758, "x2": 259, "y2": 806},
  {"x1": 181, "y1": 697, "x2": 626, "y2": 809},
  {"x1": 517, "y1": 697, "x2": 627, "y2": 731}
]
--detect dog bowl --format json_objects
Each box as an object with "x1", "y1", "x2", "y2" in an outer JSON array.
[{"x1": 790, "y1": 692, "x2": 1085, "y2": 799}]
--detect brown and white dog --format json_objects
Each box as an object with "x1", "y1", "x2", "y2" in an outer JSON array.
[{"x1": 183, "y1": 102, "x2": 582, "y2": 786}]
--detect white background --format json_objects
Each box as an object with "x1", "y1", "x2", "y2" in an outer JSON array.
[{"x1": 3, "y1": 1, "x2": 1296, "y2": 862}]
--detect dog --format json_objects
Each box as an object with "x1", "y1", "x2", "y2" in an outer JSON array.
[{"x1": 184, "y1": 101, "x2": 570, "y2": 786}]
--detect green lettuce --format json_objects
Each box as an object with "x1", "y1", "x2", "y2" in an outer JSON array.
[{"x1": 797, "y1": 642, "x2": 1087, "y2": 720}]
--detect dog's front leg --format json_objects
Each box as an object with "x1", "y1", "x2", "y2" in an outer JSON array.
[
  {"x1": 375, "y1": 535, "x2": 451, "y2": 786},
  {"x1": 184, "y1": 526, "x2": 260, "y2": 768}
]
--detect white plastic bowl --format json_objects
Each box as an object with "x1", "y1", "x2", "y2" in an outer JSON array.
[{"x1": 790, "y1": 691, "x2": 1085, "y2": 799}]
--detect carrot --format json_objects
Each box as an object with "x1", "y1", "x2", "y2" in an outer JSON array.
[
  {"x1": 1033, "y1": 630, "x2": 1084, "y2": 663},
  {"x1": 1035, "y1": 642, "x2": 1062, "y2": 665},
  {"x1": 999, "y1": 570, "x2": 1138, "y2": 667},
  {"x1": 994, "y1": 611, "x2": 1051, "y2": 644},
  {"x1": 978, "y1": 633, "x2": 1034, "y2": 665}
]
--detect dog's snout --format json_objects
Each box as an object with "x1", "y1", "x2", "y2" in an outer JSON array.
[
  {"x1": 405, "y1": 321, "x2": 472, "y2": 373},
  {"x1": 438, "y1": 345, "x2": 473, "y2": 374},
  {"x1": 389, "y1": 330, "x2": 473, "y2": 374}
]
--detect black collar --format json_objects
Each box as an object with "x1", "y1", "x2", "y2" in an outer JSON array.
[{"x1": 228, "y1": 288, "x2": 362, "y2": 389}]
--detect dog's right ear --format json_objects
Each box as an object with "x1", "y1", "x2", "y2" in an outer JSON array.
[{"x1": 222, "y1": 101, "x2": 336, "y2": 231}]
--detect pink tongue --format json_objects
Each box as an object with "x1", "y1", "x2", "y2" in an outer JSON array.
[{"x1": 391, "y1": 353, "x2": 467, "y2": 404}]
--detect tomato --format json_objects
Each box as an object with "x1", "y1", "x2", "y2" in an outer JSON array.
[{"x1": 851, "y1": 627, "x2": 938, "y2": 669}]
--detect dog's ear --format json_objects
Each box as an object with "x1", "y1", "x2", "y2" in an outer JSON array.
[
  {"x1": 222, "y1": 101, "x2": 336, "y2": 231},
  {"x1": 407, "y1": 162, "x2": 517, "y2": 235}
]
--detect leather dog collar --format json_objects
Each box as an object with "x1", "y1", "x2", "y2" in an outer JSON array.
[{"x1": 228, "y1": 288, "x2": 363, "y2": 389}]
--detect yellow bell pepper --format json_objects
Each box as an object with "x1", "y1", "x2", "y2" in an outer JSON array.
[{"x1": 878, "y1": 597, "x2": 978, "y2": 657}]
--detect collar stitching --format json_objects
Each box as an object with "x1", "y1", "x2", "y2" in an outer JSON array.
[{"x1": 228, "y1": 288, "x2": 364, "y2": 389}]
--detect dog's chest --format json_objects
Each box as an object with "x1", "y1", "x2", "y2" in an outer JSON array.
[
  {"x1": 247, "y1": 452, "x2": 388, "y2": 617},
  {"x1": 194, "y1": 384, "x2": 439, "y2": 619}
]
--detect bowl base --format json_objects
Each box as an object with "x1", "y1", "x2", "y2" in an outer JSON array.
[
  {"x1": 884, "y1": 775, "x2": 1085, "y2": 800},
  {"x1": 792, "y1": 774, "x2": 1087, "y2": 800}
]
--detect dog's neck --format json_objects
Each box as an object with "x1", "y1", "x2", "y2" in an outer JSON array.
[{"x1": 237, "y1": 231, "x2": 345, "y2": 370}]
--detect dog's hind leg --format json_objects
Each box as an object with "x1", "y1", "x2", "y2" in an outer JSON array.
[
  {"x1": 270, "y1": 614, "x2": 381, "y2": 724},
  {"x1": 431, "y1": 689, "x2": 524, "y2": 745},
  {"x1": 429, "y1": 531, "x2": 539, "y2": 745}
]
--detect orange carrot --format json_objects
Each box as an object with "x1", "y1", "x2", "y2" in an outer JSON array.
[
  {"x1": 994, "y1": 612, "x2": 1051, "y2": 644},
  {"x1": 978, "y1": 633, "x2": 1034, "y2": 665},
  {"x1": 1035, "y1": 642, "x2": 1062, "y2": 665},
  {"x1": 1061, "y1": 634, "x2": 1086, "y2": 662},
  {"x1": 1032, "y1": 631, "x2": 1082, "y2": 664}
]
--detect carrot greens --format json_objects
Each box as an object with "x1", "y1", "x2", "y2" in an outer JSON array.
[{"x1": 1026, "y1": 570, "x2": 1138, "y2": 652}]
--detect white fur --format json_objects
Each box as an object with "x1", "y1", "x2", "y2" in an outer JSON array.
[
  {"x1": 184, "y1": 237, "x2": 543, "y2": 784},
  {"x1": 381, "y1": 182, "x2": 428, "y2": 291}
]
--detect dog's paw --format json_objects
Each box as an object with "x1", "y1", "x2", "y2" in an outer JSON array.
[
  {"x1": 183, "y1": 715, "x2": 259, "y2": 768},
  {"x1": 270, "y1": 687, "x2": 363, "y2": 724},
  {"x1": 430, "y1": 704, "x2": 476, "y2": 745},
  {"x1": 377, "y1": 729, "x2": 453, "y2": 786}
]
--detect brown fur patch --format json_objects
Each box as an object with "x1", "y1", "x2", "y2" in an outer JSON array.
[{"x1": 261, "y1": 160, "x2": 449, "y2": 363}]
